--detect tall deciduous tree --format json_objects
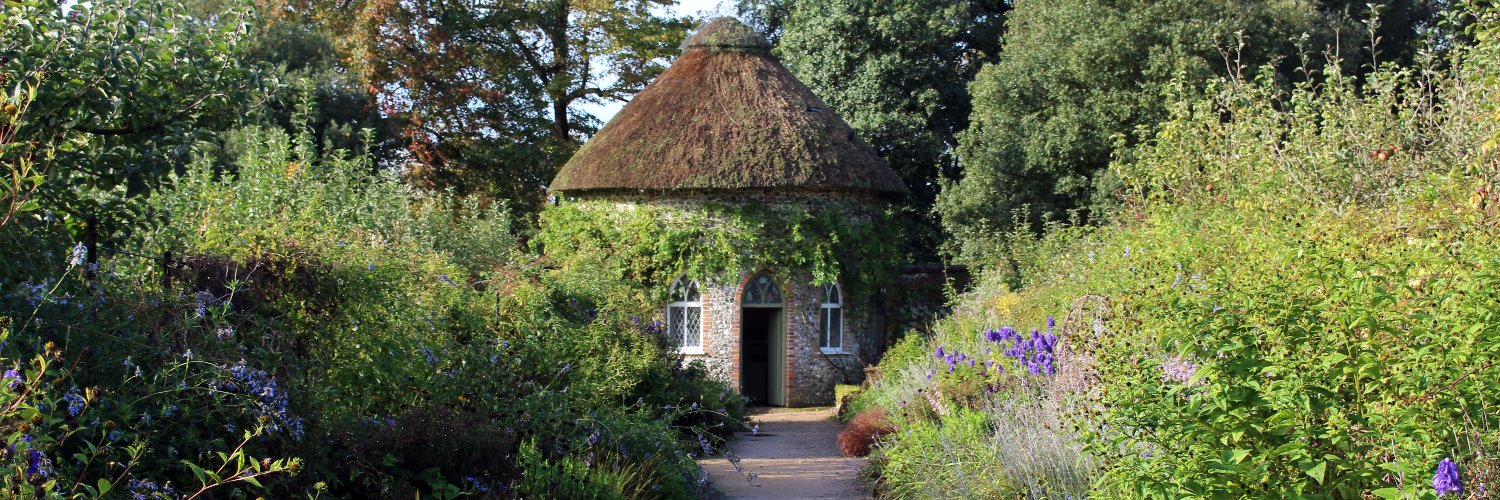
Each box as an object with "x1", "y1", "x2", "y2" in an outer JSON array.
[
  {"x1": 325, "y1": 0, "x2": 691, "y2": 225},
  {"x1": 936, "y1": 0, "x2": 1348, "y2": 264},
  {"x1": 773, "y1": 0, "x2": 1007, "y2": 261}
]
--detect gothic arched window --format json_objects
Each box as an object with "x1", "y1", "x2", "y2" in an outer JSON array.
[
  {"x1": 742, "y1": 273, "x2": 783, "y2": 305},
  {"x1": 819, "y1": 283, "x2": 843, "y2": 352},
  {"x1": 667, "y1": 276, "x2": 703, "y2": 353}
]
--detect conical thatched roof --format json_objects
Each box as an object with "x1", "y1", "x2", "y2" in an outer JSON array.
[{"x1": 549, "y1": 17, "x2": 906, "y2": 196}]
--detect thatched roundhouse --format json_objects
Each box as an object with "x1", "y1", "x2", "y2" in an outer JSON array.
[{"x1": 548, "y1": 17, "x2": 905, "y2": 407}]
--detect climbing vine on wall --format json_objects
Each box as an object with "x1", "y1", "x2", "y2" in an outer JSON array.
[{"x1": 534, "y1": 199, "x2": 902, "y2": 304}]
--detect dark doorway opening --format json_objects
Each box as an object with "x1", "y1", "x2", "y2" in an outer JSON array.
[{"x1": 741, "y1": 308, "x2": 776, "y2": 405}]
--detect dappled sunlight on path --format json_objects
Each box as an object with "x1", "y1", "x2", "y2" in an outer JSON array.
[{"x1": 699, "y1": 407, "x2": 870, "y2": 499}]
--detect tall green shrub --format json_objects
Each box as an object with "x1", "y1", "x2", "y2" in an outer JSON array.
[{"x1": 857, "y1": 4, "x2": 1500, "y2": 497}]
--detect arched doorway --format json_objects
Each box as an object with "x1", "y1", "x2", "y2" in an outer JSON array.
[{"x1": 741, "y1": 273, "x2": 785, "y2": 406}]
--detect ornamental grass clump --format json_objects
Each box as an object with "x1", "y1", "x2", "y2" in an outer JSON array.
[
  {"x1": 838, "y1": 407, "x2": 895, "y2": 457},
  {"x1": 981, "y1": 390, "x2": 1095, "y2": 498}
]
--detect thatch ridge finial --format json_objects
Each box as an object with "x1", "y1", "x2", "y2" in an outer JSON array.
[{"x1": 681, "y1": 17, "x2": 771, "y2": 54}]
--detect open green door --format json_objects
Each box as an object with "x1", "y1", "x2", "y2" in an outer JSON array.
[
  {"x1": 769, "y1": 308, "x2": 786, "y2": 406},
  {"x1": 742, "y1": 273, "x2": 787, "y2": 406}
]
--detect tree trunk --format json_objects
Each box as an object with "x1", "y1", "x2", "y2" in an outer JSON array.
[
  {"x1": 552, "y1": 99, "x2": 570, "y2": 140},
  {"x1": 550, "y1": 0, "x2": 572, "y2": 141}
]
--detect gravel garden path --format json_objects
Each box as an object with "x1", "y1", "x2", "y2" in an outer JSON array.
[{"x1": 700, "y1": 407, "x2": 870, "y2": 499}]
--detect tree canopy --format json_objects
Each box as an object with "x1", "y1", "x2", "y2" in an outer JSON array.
[
  {"x1": 934, "y1": 0, "x2": 1377, "y2": 263},
  {"x1": 774, "y1": 0, "x2": 1007, "y2": 261},
  {"x1": 3, "y1": 0, "x2": 1460, "y2": 258},
  {"x1": 305, "y1": 0, "x2": 692, "y2": 225}
]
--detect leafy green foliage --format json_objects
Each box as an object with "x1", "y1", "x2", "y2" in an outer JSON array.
[
  {"x1": 1081, "y1": 203, "x2": 1499, "y2": 496},
  {"x1": 1076, "y1": 18, "x2": 1500, "y2": 494},
  {"x1": 0, "y1": 0, "x2": 266, "y2": 225},
  {"x1": 0, "y1": 241, "x2": 306, "y2": 498},
  {"x1": 775, "y1": 0, "x2": 1006, "y2": 260},
  {"x1": 856, "y1": 3, "x2": 1500, "y2": 497},
  {"x1": 1319, "y1": 0, "x2": 1451, "y2": 69},
  {"x1": 0, "y1": 88, "x2": 744, "y2": 495},
  {"x1": 1, "y1": 75, "x2": 40, "y2": 226},
  {"x1": 535, "y1": 199, "x2": 903, "y2": 304},
  {"x1": 733, "y1": 0, "x2": 793, "y2": 44},
  {"x1": 937, "y1": 0, "x2": 1346, "y2": 264},
  {"x1": 230, "y1": 12, "x2": 401, "y2": 169}
]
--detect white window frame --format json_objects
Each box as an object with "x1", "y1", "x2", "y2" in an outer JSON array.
[
  {"x1": 819, "y1": 283, "x2": 843, "y2": 354},
  {"x1": 667, "y1": 276, "x2": 704, "y2": 355}
]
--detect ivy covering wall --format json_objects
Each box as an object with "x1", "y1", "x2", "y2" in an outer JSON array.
[{"x1": 534, "y1": 196, "x2": 903, "y2": 306}]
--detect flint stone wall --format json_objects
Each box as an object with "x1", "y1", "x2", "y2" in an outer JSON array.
[{"x1": 565, "y1": 191, "x2": 880, "y2": 406}]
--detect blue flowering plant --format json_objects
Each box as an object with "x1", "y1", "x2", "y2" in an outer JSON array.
[
  {"x1": 915, "y1": 317, "x2": 1069, "y2": 416},
  {"x1": 0, "y1": 322, "x2": 300, "y2": 498}
]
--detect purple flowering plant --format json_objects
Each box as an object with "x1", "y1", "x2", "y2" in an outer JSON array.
[
  {"x1": 978, "y1": 318, "x2": 1061, "y2": 377},
  {"x1": 1434, "y1": 457, "x2": 1462, "y2": 497}
]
